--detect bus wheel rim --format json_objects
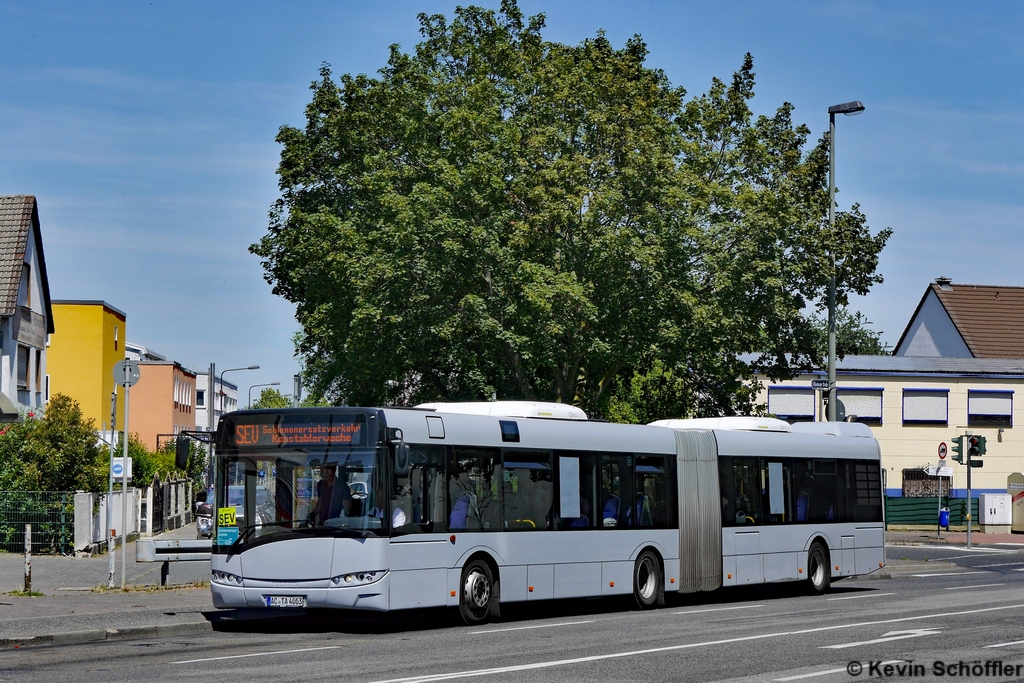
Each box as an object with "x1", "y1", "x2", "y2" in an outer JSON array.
[
  {"x1": 638, "y1": 559, "x2": 656, "y2": 599},
  {"x1": 465, "y1": 571, "x2": 489, "y2": 609}
]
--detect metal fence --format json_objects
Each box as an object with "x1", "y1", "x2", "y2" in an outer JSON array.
[
  {"x1": 885, "y1": 496, "x2": 979, "y2": 528},
  {"x1": 0, "y1": 491, "x2": 74, "y2": 555}
]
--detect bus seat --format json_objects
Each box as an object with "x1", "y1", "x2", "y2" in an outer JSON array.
[
  {"x1": 603, "y1": 496, "x2": 620, "y2": 523},
  {"x1": 796, "y1": 493, "x2": 809, "y2": 522},
  {"x1": 450, "y1": 495, "x2": 470, "y2": 529},
  {"x1": 570, "y1": 515, "x2": 589, "y2": 528}
]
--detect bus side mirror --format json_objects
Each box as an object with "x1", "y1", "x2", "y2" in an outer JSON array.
[
  {"x1": 176, "y1": 438, "x2": 190, "y2": 470},
  {"x1": 394, "y1": 444, "x2": 410, "y2": 478}
]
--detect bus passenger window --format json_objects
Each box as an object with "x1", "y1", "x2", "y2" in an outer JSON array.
[
  {"x1": 634, "y1": 456, "x2": 671, "y2": 528},
  {"x1": 812, "y1": 460, "x2": 838, "y2": 523},
  {"x1": 555, "y1": 451, "x2": 598, "y2": 529},
  {"x1": 761, "y1": 460, "x2": 792, "y2": 524},
  {"x1": 502, "y1": 451, "x2": 552, "y2": 530},
  {"x1": 600, "y1": 454, "x2": 634, "y2": 528},
  {"x1": 448, "y1": 448, "x2": 501, "y2": 531},
  {"x1": 731, "y1": 458, "x2": 760, "y2": 525}
]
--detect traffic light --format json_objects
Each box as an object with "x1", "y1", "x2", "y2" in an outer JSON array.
[
  {"x1": 950, "y1": 435, "x2": 963, "y2": 463},
  {"x1": 966, "y1": 434, "x2": 986, "y2": 468}
]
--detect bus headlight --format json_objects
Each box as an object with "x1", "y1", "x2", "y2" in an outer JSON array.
[
  {"x1": 212, "y1": 571, "x2": 244, "y2": 585},
  {"x1": 329, "y1": 570, "x2": 385, "y2": 586}
]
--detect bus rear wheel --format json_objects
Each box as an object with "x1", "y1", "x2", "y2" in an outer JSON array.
[
  {"x1": 459, "y1": 559, "x2": 495, "y2": 625},
  {"x1": 633, "y1": 550, "x2": 663, "y2": 609},
  {"x1": 807, "y1": 542, "x2": 831, "y2": 594}
]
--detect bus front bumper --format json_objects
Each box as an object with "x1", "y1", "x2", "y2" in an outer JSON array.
[{"x1": 211, "y1": 573, "x2": 390, "y2": 612}]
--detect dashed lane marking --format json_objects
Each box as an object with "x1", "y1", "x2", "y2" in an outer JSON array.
[
  {"x1": 672, "y1": 604, "x2": 766, "y2": 615},
  {"x1": 471, "y1": 620, "x2": 594, "y2": 635},
  {"x1": 985, "y1": 639, "x2": 1024, "y2": 649},
  {"x1": 827, "y1": 592, "x2": 895, "y2": 601},
  {"x1": 171, "y1": 646, "x2": 340, "y2": 664},
  {"x1": 945, "y1": 583, "x2": 1005, "y2": 590}
]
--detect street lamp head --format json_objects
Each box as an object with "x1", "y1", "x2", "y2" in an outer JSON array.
[
  {"x1": 248, "y1": 365, "x2": 260, "y2": 370},
  {"x1": 828, "y1": 100, "x2": 865, "y2": 116}
]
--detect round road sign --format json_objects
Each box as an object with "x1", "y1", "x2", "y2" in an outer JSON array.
[
  {"x1": 112, "y1": 461, "x2": 123, "y2": 477},
  {"x1": 938, "y1": 442, "x2": 947, "y2": 460},
  {"x1": 113, "y1": 359, "x2": 140, "y2": 387}
]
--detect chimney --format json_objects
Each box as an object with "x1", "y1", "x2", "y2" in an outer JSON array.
[{"x1": 935, "y1": 276, "x2": 953, "y2": 291}]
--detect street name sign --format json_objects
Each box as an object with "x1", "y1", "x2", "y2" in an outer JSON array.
[{"x1": 811, "y1": 379, "x2": 834, "y2": 390}]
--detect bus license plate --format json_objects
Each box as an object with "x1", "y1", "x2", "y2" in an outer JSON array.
[{"x1": 265, "y1": 595, "x2": 306, "y2": 608}]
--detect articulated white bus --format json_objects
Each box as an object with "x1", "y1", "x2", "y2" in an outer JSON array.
[{"x1": 210, "y1": 403, "x2": 884, "y2": 624}]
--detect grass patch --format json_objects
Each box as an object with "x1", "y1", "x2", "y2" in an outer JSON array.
[{"x1": 8, "y1": 589, "x2": 44, "y2": 597}]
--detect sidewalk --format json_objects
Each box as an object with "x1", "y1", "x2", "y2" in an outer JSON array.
[
  {"x1": 885, "y1": 528, "x2": 1024, "y2": 547},
  {"x1": 0, "y1": 523, "x2": 215, "y2": 645}
]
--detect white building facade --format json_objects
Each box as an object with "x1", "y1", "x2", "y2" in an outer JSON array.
[
  {"x1": 195, "y1": 372, "x2": 238, "y2": 432},
  {"x1": 0, "y1": 196, "x2": 54, "y2": 414}
]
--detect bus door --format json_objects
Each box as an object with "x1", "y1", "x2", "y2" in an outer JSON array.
[{"x1": 389, "y1": 445, "x2": 449, "y2": 609}]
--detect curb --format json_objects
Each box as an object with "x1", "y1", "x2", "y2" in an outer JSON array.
[{"x1": 0, "y1": 620, "x2": 213, "y2": 648}]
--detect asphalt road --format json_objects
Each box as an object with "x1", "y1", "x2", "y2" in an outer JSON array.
[{"x1": 6, "y1": 543, "x2": 1024, "y2": 682}]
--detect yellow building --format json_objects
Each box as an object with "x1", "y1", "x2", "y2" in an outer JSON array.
[
  {"x1": 48, "y1": 301, "x2": 126, "y2": 429},
  {"x1": 760, "y1": 356, "x2": 1024, "y2": 497}
]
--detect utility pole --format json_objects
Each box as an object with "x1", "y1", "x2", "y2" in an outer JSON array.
[{"x1": 207, "y1": 362, "x2": 215, "y2": 490}]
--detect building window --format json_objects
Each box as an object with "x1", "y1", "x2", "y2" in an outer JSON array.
[
  {"x1": 968, "y1": 390, "x2": 1012, "y2": 427},
  {"x1": 767, "y1": 387, "x2": 816, "y2": 422},
  {"x1": 836, "y1": 388, "x2": 883, "y2": 425},
  {"x1": 34, "y1": 350, "x2": 41, "y2": 393},
  {"x1": 114, "y1": 325, "x2": 118, "y2": 352},
  {"x1": 196, "y1": 390, "x2": 205, "y2": 407},
  {"x1": 16, "y1": 345, "x2": 29, "y2": 388},
  {"x1": 902, "y1": 389, "x2": 948, "y2": 425},
  {"x1": 45, "y1": 374, "x2": 50, "y2": 401}
]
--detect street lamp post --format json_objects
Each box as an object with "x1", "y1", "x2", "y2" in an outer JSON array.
[
  {"x1": 218, "y1": 365, "x2": 260, "y2": 423},
  {"x1": 248, "y1": 382, "x2": 281, "y2": 408},
  {"x1": 826, "y1": 100, "x2": 865, "y2": 422}
]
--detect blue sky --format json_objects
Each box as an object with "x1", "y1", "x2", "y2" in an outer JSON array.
[{"x1": 1, "y1": 1, "x2": 1022, "y2": 397}]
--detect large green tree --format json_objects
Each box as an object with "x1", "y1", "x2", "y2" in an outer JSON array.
[{"x1": 252, "y1": 1, "x2": 890, "y2": 419}]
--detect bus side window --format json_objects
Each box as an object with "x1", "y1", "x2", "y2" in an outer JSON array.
[
  {"x1": 812, "y1": 460, "x2": 838, "y2": 523},
  {"x1": 730, "y1": 457, "x2": 760, "y2": 525},
  {"x1": 555, "y1": 451, "x2": 598, "y2": 529},
  {"x1": 502, "y1": 450, "x2": 552, "y2": 530},
  {"x1": 760, "y1": 460, "x2": 792, "y2": 524},
  {"x1": 599, "y1": 454, "x2": 634, "y2": 528},
  {"x1": 634, "y1": 455, "x2": 671, "y2": 528},
  {"x1": 448, "y1": 447, "x2": 501, "y2": 531}
]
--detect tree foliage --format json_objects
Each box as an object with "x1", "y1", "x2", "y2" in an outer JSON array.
[
  {"x1": 0, "y1": 394, "x2": 107, "y2": 492},
  {"x1": 808, "y1": 308, "x2": 890, "y2": 358},
  {"x1": 252, "y1": 0, "x2": 891, "y2": 420},
  {"x1": 251, "y1": 388, "x2": 293, "y2": 409}
]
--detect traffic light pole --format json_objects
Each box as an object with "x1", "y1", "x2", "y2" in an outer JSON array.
[{"x1": 966, "y1": 432, "x2": 972, "y2": 549}]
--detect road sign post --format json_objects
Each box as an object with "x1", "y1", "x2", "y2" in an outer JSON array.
[
  {"x1": 937, "y1": 442, "x2": 947, "y2": 539},
  {"x1": 112, "y1": 360, "x2": 139, "y2": 589}
]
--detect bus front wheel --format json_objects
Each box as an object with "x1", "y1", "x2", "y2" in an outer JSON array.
[
  {"x1": 807, "y1": 542, "x2": 831, "y2": 594},
  {"x1": 633, "y1": 550, "x2": 663, "y2": 609},
  {"x1": 459, "y1": 559, "x2": 495, "y2": 625}
]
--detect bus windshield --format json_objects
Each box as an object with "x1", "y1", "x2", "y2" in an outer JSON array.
[{"x1": 215, "y1": 446, "x2": 388, "y2": 550}]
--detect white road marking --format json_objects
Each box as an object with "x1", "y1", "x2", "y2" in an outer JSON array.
[
  {"x1": 910, "y1": 571, "x2": 989, "y2": 577},
  {"x1": 995, "y1": 543, "x2": 1024, "y2": 546},
  {"x1": 945, "y1": 583, "x2": 1005, "y2": 590},
  {"x1": 890, "y1": 544, "x2": 1010, "y2": 552},
  {"x1": 774, "y1": 660, "x2": 904, "y2": 681},
  {"x1": 773, "y1": 666, "x2": 847, "y2": 680},
  {"x1": 973, "y1": 561, "x2": 1024, "y2": 568},
  {"x1": 672, "y1": 604, "x2": 766, "y2": 615},
  {"x1": 985, "y1": 639, "x2": 1024, "y2": 649},
  {"x1": 1013, "y1": 568, "x2": 1024, "y2": 572},
  {"x1": 821, "y1": 628, "x2": 941, "y2": 649},
  {"x1": 827, "y1": 592, "x2": 895, "y2": 601},
  {"x1": 366, "y1": 604, "x2": 1024, "y2": 683},
  {"x1": 471, "y1": 620, "x2": 593, "y2": 634},
  {"x1": 171, "y1": 646, "x2": 340, "y2": 664}
]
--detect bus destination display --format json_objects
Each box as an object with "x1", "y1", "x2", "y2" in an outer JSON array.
[{"x1": 234, "y1": 419, "x2": 364, "y2": 448}]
